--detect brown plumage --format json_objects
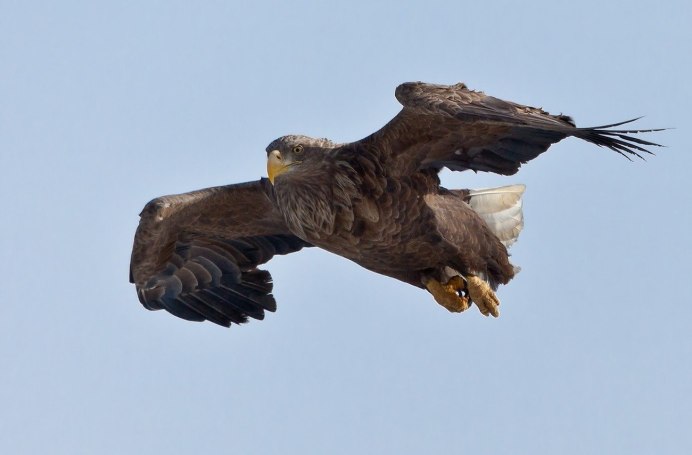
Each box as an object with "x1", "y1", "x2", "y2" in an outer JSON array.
[{"x1": 130, "y1": 82, "x2": 663, "y2": 327}]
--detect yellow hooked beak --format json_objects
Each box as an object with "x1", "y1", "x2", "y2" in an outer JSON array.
[{"x1": 267, "y1": 150, "x2": 288, "y2": 185}]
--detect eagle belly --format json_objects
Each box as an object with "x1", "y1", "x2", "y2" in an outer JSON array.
[{"x1": 274, "y1": 159, "x2": 515, "y2": 290}]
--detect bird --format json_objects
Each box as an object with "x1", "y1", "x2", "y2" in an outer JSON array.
[{"x1": 129, "y1": 81, "x2": 663, "y2": 327}]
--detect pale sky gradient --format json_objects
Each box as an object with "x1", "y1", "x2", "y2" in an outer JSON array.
[{"x1": 2, "y1": 1, "x2": 691, "y2": 454}]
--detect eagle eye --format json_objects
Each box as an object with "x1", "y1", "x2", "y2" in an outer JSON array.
[{"x1": 292, "y1": 145, "x2": 304, "y2": 154}]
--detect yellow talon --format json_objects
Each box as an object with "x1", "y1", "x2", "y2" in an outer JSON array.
[
  {"x1": 425, "y1": 274, "x2": 502, "y2": 318},
  {"x1": 424, "y1": 276, "x2": 469, "y2": 313},
  {"x1": 466, "y1": 275, "x2": 501, "y2": 318}
]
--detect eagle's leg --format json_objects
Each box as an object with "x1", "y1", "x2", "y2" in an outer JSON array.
[
  {"x1": 466, "y1": 275, "x2": 500, "y2": 318},
  {"x1": 423, "y1": 276, "x2": 470, "y2": 313}
]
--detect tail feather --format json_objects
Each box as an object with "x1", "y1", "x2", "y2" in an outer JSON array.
[{"x1": 467, "y1": 184, "x2": 525, "y2": 248}]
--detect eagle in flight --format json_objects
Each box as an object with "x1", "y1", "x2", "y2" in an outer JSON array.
[{"x1": 130, "y1": 82, "x2": 662, "y2": 327}]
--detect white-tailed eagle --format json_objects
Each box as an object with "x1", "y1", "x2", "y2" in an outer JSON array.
[{"x1": 130, "y1": 82, "x2": 662, "y2": 327}]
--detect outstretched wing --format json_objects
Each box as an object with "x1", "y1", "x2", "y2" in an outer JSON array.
[
  {"x1": 355, "y1": 82, "x2": 663, "y2": 176},
  {"x1": 129, "y1": 178, "x2": 311, "y2": 327}
]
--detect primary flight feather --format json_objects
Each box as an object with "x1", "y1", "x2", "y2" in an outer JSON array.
[{"x1": 130, "y1": 82, "x2": 663, "y2": 327}]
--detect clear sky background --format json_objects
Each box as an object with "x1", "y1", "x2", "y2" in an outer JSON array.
[{"x1": 2, "y1": 1, "x2": 691, "y2": 453}]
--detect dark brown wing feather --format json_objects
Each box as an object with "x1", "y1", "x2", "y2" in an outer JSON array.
[
  {"x1": 129, "y1": 178, "x2": 311, "y2": 327},
  {"x1": 356, "y1": 82, "x2": 664, "y2": 176}
]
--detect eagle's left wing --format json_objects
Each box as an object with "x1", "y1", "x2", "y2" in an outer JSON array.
[{"x1": 353, "y1": 82, "x2": 663, "y2": 176}]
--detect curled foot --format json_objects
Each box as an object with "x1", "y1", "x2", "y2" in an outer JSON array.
[
  {"x1": 424, "y1": 276, "x2": 469, "y2": 313},
  {"x1": 466, "y1": 275, "x2": 500, "y2": 317}
]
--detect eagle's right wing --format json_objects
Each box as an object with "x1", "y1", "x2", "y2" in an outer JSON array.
[{"x1": 129, "y1": 178, "x2": 311, "y2": 327}]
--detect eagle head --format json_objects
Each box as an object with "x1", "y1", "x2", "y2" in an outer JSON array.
[{"x1": 265, "y1": 135, "x2": 337, "y2": 184}]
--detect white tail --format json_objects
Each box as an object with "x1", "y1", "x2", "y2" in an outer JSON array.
[{"x1": 467, "y1": 184, "x2": 525, "y2": 248}]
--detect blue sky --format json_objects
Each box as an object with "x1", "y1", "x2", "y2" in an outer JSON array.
[{"x1": 1, "y1": 1, "x2": 691, "y2": 453}]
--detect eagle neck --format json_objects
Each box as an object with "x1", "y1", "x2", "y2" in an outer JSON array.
[{"x1": 273, "y1": 163, "x2": 337, "y2": 241}]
